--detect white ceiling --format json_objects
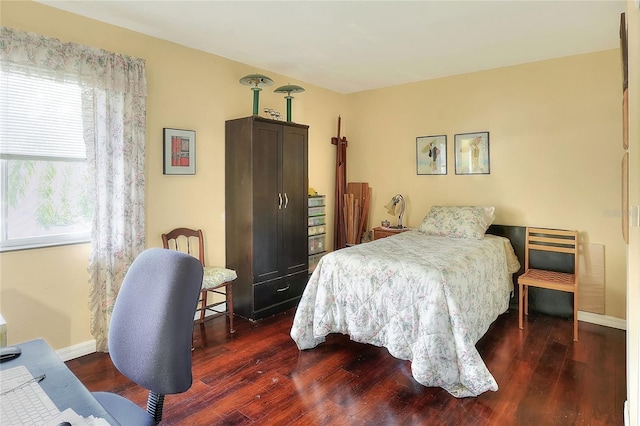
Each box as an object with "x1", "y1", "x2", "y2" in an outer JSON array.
[{"x1": 36, "y1": 0, "x2": 626, "y2": 94}]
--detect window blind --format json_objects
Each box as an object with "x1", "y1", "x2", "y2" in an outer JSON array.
[{"x1": 0, "y1": 69, "x2": 85, "y2": 160}]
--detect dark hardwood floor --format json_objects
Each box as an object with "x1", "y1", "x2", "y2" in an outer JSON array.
[{"x1": 66, "y1": 308, "x2": 626, "y2": 425}]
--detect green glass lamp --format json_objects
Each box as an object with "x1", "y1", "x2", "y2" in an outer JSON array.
[
  {"x1": 239, "y1": 74, "x2": 274, "y2": 115},
  {"x1": 274, "y1": 84, "x2": 305, "y2": 122}
]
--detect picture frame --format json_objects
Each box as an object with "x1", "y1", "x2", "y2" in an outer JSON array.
[
  {"x1": 454, "y1": 131, "x2": 490, "y2": 175},
  {"x1": 163, "y1": 128, "x2": 196, "y2": 175},
  {"x1": 416, "y1": 135, "x2": 447, "y2": 175}
]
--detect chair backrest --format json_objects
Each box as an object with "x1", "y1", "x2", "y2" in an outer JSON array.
[
  {"x1": 108, "y1": 248, "x2": 204, "y2": 395},
  {"x1": 524, "y1": 227, "x2": 578, "y2": 275},
  {"x1": 161, "y1": 227, "x2": 206, "y2": 267}
]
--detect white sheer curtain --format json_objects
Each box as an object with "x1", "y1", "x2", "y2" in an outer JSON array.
[{"x1": 1, "y1": 27, "x2": 147, "y2": 351}]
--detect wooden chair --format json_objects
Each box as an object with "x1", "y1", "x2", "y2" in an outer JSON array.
[
  {"x1": 161, "y1": 228, "x2": 236, "y2": 333},
  {"x1": 518, "y1": 227, "x2": 579, "y2": 341}
]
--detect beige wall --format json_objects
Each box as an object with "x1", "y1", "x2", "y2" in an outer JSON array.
[
  {"x1": 0, "y1": 1, "x2": 342, "y2": 349},
  {"x1": 346, "y1": 50, "x2": 627, "y2": 320},
  {"x1": 0, "y1": 1, "x2": 630, "y2": 351}
]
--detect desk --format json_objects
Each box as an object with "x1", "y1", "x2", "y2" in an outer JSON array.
[{"x1": 0, "y1": 339, "x2": 118, "y2": 425}]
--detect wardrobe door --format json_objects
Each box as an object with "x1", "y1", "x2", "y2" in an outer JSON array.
[
  {"x1": 281, "y1": 125, "x2": 308, "y2": 276},
  {"x1": 252, "y1": 122, "x2": 282, "y2": 283}
]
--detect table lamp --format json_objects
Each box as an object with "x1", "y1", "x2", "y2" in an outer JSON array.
[
  {"x1": 384, "y1": 194, "x2": 405, "y2": 229},
  {"x1": 239, "y1": 74, "x2": 274, "y2": 115},
  {"x1": 274, "y1": 84, "x2": 305, "y2": 122}
]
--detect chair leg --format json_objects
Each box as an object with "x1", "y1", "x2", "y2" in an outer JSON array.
[
  {"x1": 518, "y1": 283, "x2": 524, "y2": 330},
  {"x1": 227, "y1": 283, "x2": 235, "y2": 334},
  {"x1": 573, "y1": 293, "x2": 578, "y2": 342},
  {"x1": 524, "y1": 286, "x2": 529, "y2": 316},
  {"x1": 197, "y1": 321, "x2": 207, "y2": 347},
  {"x1": 199, "y1": 289, "x2": 207, "y2": 323}
]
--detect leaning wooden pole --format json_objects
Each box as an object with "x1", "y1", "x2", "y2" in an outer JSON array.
[{"x1": 332, "y1": 116, "x2": 348, "y2": 250}]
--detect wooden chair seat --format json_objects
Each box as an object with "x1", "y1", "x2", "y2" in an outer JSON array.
[
  {"x1": 518, "y1": 227, "x2": 579, "y2": 341},
  {"x1": 519, "y1": 268, "x2": 576, "y2": 288}
]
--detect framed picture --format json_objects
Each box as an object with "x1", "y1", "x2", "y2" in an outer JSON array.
[
  {"x1": 163, "y1": 128, "x2": 196, "y2": 175},
  {"x1": 454, "y1": 131, "x2": 490, "y2": 175},
  {"x1": 416, "y1": 135, "x2": 447, "y2": 175}
]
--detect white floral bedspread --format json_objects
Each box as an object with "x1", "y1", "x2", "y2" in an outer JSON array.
[{"x1": 290, "y1": 230, "x2": 520, "y2": 398}]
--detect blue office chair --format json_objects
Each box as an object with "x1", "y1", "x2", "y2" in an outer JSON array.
[{"x1": 93, "y1": 248, "x2": 204, "y2": 425}]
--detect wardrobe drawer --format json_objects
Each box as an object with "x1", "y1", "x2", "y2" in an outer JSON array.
[{"x1": 254, "y1": 272, "x2": 308, "y2": 312}]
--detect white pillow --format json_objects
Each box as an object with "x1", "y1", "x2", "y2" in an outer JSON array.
[{"x1": 417, "y1": 206, "x2": 495, "y2": 239}]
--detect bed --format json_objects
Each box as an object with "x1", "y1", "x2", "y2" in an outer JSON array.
[{"x1": 290, "y1": 206, "x2": 521, "y2": 398}]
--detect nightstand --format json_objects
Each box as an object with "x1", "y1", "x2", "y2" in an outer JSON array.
[{"x1": 373, "y1": 226, "x2": 410, "y2": 240}]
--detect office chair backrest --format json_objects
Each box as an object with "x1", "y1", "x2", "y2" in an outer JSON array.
[{"x1": 108, "y1": 248, "x2": 204, "y2": 395}]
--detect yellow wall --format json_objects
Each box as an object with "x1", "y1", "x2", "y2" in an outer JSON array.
[
  {"x1": 347, "y1": 50, "x2": 627, "y2": 320},
  {"x1": 0, "y1": 1, "x2": 343, "y2": 349},
  {"x1": 0, "y1": 0, "x2": 629, "y2": 350}
]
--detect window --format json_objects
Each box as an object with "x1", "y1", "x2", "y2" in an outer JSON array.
[{"x1": 0, "y1": 68, "x2": 93, "y2": 251}]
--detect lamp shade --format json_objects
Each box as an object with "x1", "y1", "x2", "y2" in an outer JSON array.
[
  {"x1": 274, "y1": 84, "x2": 305, "y2": 122},
  {"x1": 239, "y1": 74, "x2": 274, "y2": 115},
  {"x1": 384, "y1": 194, "x2": 405, "y2": 228},
  {"x1": 274, "y1": 84, "x2": 305, "y2": 95},
  {"x1": 239, "y1": 74, "x2": 274, "y2": 88},
  {"x1": 384, "y1": 199, "x2": 397, "y2": 215}
]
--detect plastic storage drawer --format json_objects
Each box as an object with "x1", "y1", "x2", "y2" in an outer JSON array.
[
  {"x1": 308, "y1": 216, "x2": 325, "y2": 226},
  {"x1": 309, "y1": 252, "x2": 325, "y2": 273},
  {"x1": 308, "y1": 196, "x2": 325, "y2": 207},
  {"x1": 308, "y1": 234, "x2": 325, "y2": 255},
  {"x1": 309, "y1": 206, "x2": 325, "y2": 216},
  {"x1": 308, "y1": 224, "x2": 326, "y2": 236}
]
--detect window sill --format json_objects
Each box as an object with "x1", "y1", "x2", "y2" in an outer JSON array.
[{"x1": 0, "y1": 238, "x2": 91, "y2": 253}]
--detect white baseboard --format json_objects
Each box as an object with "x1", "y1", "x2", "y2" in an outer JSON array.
[
  {"x1": 56, "y1": 339, "x2": 97, "y2": 362},
  {"x1": 625, "y1": 401, "x2": 629, "y2": 426},
  {"x1": 578, "y1": 310, "x2": 627, "y2": 330}
]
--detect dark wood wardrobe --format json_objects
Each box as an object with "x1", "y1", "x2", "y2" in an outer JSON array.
[{"x1": 225, "y1": 116, "x2": 309, "y2": 320}]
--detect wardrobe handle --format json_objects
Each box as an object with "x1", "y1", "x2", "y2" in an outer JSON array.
[
  {"x1": 276, "y1": 285, "x2": 290, "y2": 292},
  {"x1": 278, "y1": 193, "x2": 283, "y2": 209},
  {"x1": 284, "y1": 193, "x2": 289, "y2": 209}
]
